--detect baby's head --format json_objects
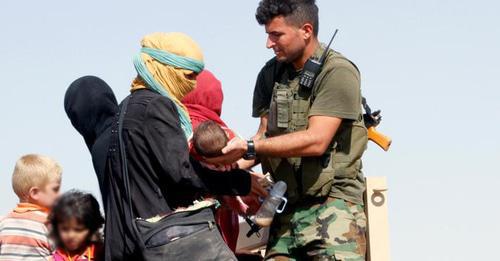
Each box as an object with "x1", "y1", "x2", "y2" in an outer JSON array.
[
  {"x1": 12, "y1": 154, "x2": 62, "y2": 209},
  {"x1": 192, "y1": 120, "x2": 229, "y2": 158},
  {"x1": 49, "y1": 190, "x2": 104, "y2": 251}
]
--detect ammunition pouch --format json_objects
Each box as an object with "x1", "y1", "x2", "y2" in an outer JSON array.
[{"x1": 299, "y1": 154, "x2": 334, "y2": 198}]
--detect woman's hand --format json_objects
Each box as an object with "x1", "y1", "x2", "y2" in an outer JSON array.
[{"x1": 249, "y1": 171, "x2": 268, "y2": 198}]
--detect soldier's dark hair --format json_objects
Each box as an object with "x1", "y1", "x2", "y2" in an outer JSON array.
[
  {"x1": 256, "y1": 0, "x2": 319, "y2": 36},
  {"x1": 193, "y1": 120, "x2": 229, "y2": 158}
]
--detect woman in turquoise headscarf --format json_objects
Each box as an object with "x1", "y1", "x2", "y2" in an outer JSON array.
[
  {"x1": 80, "y1": 32, "x2": 268, "y2": 261},
  {"x1": 130, "y1": 32, "x2": 204, "y2": 137}
]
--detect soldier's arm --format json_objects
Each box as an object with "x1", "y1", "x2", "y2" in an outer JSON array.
[
  {"x1": 246, "y1": 64, "x2": 356, "y2": 158},
  {"x1": 253, "y1": 115, "x2": 341, "y2": 157},
  {"x1": 206, "y1": 115, "x2": 341, "y2": 164}
]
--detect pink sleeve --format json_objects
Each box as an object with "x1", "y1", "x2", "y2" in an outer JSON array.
[{"x1": 53, "y1": 252, "x2": 65, "y2": 261}]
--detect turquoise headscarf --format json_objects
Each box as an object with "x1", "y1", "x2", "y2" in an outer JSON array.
[{"x1": 133, "y1": 47, "x2": 204, "y2": 138}]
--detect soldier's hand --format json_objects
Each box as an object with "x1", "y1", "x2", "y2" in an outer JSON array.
[
  {"x1": 204, "y1": 137, "x2": 247, "y2": 165},
  {"x1": 222, "y1": 137, "x2": 248, "y2": 156}
]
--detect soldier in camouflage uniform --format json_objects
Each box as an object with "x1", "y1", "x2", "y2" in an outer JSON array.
[{"x1": 207, "y1": 0, "x2": 367, "y2": 260}]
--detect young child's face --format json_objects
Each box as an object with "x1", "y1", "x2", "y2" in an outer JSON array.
[
  {"x1": 58, "y1": 218, "x2": 90, "y2": 251},
  {"x1": 32, "y1": 178, "x2": 61, "y2": 208}
]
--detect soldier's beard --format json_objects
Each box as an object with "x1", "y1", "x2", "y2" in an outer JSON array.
[{"x1": 276, "y1": 48, "x2": 304, "y2": 65}]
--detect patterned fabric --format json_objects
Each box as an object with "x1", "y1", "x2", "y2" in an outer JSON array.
[
  {"x1": 265, "y1": 198, "x2": 366, "y2": 261},
  {"x1": 0, "y1": 203, "x2": 53, "y2": 261}
]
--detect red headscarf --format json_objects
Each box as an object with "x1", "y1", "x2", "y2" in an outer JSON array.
[{"x1": 182, "y1": 70, "x2": 227, "y2": 129}]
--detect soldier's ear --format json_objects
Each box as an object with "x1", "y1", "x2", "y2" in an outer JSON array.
[{"x1": 301, "y1": 23, "x2": 314, "y2": 40}]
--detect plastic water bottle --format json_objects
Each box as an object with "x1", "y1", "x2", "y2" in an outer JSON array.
[{"x1": 254, "y1": 181, "x2": 288, "y2": 227}]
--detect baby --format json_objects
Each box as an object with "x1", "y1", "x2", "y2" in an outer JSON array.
[
  {"x1": 192, "y1": 120, "x2": 232, "y2": 159},
  {"x1": 190, "y1": 120, "x2": 262, "y2": 251}
]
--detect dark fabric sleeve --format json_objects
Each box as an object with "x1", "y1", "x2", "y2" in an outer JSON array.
[
  {"x1": 144, "y1": 96, "x2": 251, "y2": 196},
  {"x1": 191, "y1": 159, "x2": 251, "y2": 196},
  {"x1": 252, "y1": 68, "x2": 271, "y2": 118},
  {"x1": 252, "y1": 59, "x2": 281, "y2": 118},
  {"x1": 144, "y1": 96, "x2": 206, "y2": 189}
]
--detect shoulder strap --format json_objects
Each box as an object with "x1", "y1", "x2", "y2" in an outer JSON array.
[{"x1": 117, "y1": 96, "x2": 144, "y2": 247}]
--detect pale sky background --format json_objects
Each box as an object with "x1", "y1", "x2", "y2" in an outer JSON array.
[{"x1": 1, "y1": 0, "x2": 499, "y2": 260}]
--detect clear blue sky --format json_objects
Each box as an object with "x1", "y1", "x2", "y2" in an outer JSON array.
[{"x1": 1, "y1": 1, "x2": 499, "y2": 260}]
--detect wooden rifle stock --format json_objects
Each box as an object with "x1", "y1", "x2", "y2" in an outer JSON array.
[{"x1": 367, "y1": 127, "x2": 392, "y2": 151}]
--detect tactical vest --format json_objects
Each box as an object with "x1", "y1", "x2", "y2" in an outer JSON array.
[
  {"x1": 261, "y1": 50, "x2": 367, "y2": 204},
  {"x1": 261, "y1": 68, "x2": 335, "y2": 204}
]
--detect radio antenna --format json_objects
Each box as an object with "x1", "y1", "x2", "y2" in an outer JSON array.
[{"x1": 319, "y1": 29, "x2": 338, "y2": 64}]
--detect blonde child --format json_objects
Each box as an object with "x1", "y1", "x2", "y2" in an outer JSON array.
[{"x1": 0, "y1": 154, "x2": 62, "y2": 260}]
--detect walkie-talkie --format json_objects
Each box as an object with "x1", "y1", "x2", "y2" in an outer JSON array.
[{"x1": 299, "y1": 29, "x2": 339, "y2": 89}]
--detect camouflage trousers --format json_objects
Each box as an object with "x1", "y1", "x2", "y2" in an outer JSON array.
[{"x1": 265, "y1": 198, "x2": 367, "y2": 261}]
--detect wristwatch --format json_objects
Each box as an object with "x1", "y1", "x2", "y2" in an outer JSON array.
[{"x1": 243, "y1": 140, "x2": 256, "y2": 160}]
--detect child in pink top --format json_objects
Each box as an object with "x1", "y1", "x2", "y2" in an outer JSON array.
[{"x1": 50, "y1": 191, "x2": 104, "y2": 261}]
